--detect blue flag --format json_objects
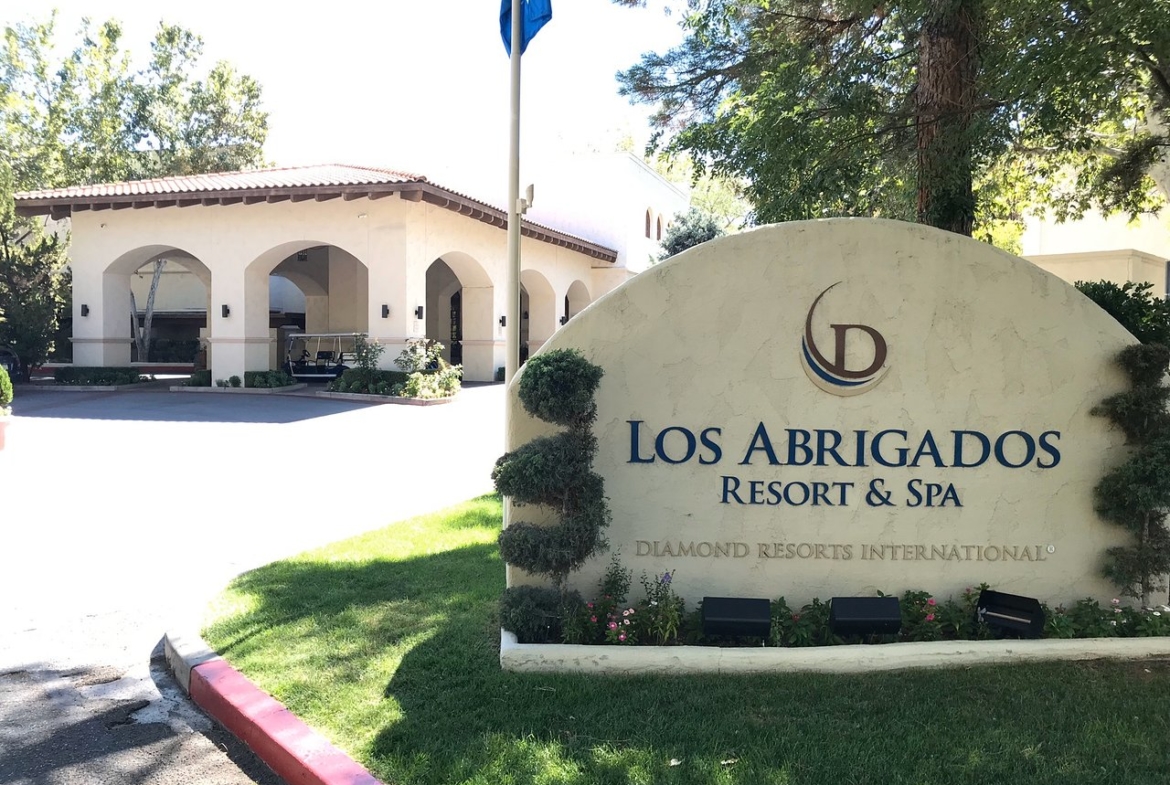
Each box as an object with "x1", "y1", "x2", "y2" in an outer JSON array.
[{"x1": 500, "y1": 0, "x2": 553, "y2": 55}]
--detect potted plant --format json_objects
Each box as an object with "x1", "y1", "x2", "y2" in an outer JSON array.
[{"x1": 0, "y1": 363, "x2": 11, "y2": 450}]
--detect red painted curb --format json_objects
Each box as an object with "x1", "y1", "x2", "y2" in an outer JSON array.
[{"x1": 189, "y1": 659, "x2": 383, "y2": 785}]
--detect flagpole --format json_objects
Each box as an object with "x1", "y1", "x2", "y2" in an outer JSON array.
[
  {"x1": 505, "y1": 3, "x2": 522, "y2": 392},
  {"x1": 502, "y1": 0, "x2": 523, "y2": 544}
]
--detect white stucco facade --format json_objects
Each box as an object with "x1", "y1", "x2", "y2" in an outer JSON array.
[
  {"x1": 16, "y1": 163, "x2": 679, "y2": 382},
  {"x1": 1024, "y1": 208, "x2": 1170, "y2": 295}
]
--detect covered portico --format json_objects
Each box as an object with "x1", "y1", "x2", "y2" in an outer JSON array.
[{"x1": 14, "y1": 165, "x2": 618, "y2": 382}]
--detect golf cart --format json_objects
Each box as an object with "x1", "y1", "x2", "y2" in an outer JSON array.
[{"x1": 282, "y1": 332, "x2": 362, "y2": 382}]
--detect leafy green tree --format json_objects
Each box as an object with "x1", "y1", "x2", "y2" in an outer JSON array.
[
  {"x1": 0, "y1": 13, "x2": 268, "y2": 373},
  {"x1": 613, "y1": 0, "x2": 1170, "y2": 240},
  {"x1": 1075, "y1": 280, "x2": 1170, "y2": 346},
  {"x1": 659, "y1": 206, "x2": 726, "y2": 259}
]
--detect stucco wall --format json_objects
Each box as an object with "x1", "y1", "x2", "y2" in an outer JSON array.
[
  {"x1": 67, "y1": 195, "x2": 606, "y2": 381},
  {"x1": 506, "y1": 219, "x2": 1135, "y2": 608}
]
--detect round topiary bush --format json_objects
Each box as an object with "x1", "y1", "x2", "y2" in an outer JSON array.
[{"x1": 496, "y1": 349, "x2": 610, "y2": 637}]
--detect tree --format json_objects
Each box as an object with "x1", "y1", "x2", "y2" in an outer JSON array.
[
  {"x1": 613, "y1": 0, "x2": 1170, "y2": 241},
  {"x1": 1075, "y1": 280, "x2": 1170, "y2": 346},
  {"x1": 0, "y1": 13, "x2": 268, "y2": 372},
  {"x1": 659, "y1": 206, "x2": 726, "y2": 259}
]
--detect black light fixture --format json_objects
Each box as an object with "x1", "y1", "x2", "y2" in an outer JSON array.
[
  {"x1": 976, "y1": 589, "x2": 1045, "y2": 638},
  {"x1": 828, "y1": 597, "x2": 902, "y2": 636},
  {"x1": 221, "y1": 304, "x2": 230, "y2": 318},
  {"x1": 80, "y1": 304, "x2": 90, "y2": 317},
  {"x1": 499, "y1": 315, "x2": 507, "y2": 327},
  {"x1": 559, "y1": 314, "x2": 569, "y2": 325},
  {"x1": 414, "y1": 305, "x2": 424, "y2": 320},
  {"x1": 701, "y1": 596, "x2": 771, "y2": 638},
  {"x1": 522, "y1": 310, "x2": 529, "y2": 320},
  {"x1": 381, "y1": 304, "x2": 390, "y2": 319},
  {"x1": 296, "y1": 250, "x2": 309, "y2": 261}
]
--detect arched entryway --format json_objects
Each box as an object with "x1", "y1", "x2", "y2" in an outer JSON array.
[
  {"x1": 520, "y1": 269, "x2": 556, "y2": 363},
  {"x1": 565, "y1": 279, "x2": 592, "y2": 324},
  {"x1": 88, "y1": 245, "x2": 211, "y2": 367},
  {"x1": 243, "y1": 241, "x2": 369, "y2": 373},
  {"x1": 425, "y1": 252, "x2": 494, "y2": 381}
]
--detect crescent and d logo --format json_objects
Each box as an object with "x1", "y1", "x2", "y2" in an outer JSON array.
[{"x1": 801, "y1": 282, "x2": 889, "y2": 397}]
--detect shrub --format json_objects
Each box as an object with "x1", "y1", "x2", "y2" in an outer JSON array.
[
  {"x1": 244, "y1": 370, "x2": 296, "y2": 388},
  {"x1": 1092, "y1": 344, "x2": 1170, "y2": 604},
  {"x1": 0, "y1": 365, "x2": 11, "y2": 415},
  {"x1": 498, "y1": 585, "x2": 579, "y2": 644},
  {"x1": 228, "y1": 375, "x2": 242, "y2": 388},
  {"x1": 327, "y1": 368, "x2": 410, "y2": 395},
  {"x1": 54, "y1": 367, "x2": 143, "y2": 386},
  {"x1": 185, "y1": 370, "x2": 212, "y2": 387},
  {"x1": 1076, "y1": 280, "x2": 1170, "y2": 345}
]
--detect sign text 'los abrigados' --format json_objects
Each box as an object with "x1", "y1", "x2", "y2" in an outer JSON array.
[{"x1": 627, "y1": 421, "x2": 1062, "y2": 510}]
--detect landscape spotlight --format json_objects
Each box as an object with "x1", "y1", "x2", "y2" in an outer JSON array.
[
  {"x1": 701, "y1": 596, "x2": 771, "y2": 639},
  {"x1": 976, "y1": 589, "x2": 1045, "y2": 638},
  {"x1": 828, "y1": 596, "x2": 902, "y2": 636}
]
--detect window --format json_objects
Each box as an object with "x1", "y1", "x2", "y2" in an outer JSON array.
[
  {"x1": 645, "y1": 209, "x2": 652, "y2": 238},
  {"x1": 656, "y1": 215, "x2": 664, "y2": 240}
]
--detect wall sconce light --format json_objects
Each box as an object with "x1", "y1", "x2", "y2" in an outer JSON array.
[
  {"x1": 415, "y1": 305, "x2": 424, "y2": 320},
  {"x1": 499, "y1": 315, "x2": 507, "y2": 328},
  {"x1": 381, "y1": 304, "x2": 390, "y2": 319},
  {"x1": 559, "y1": 314, "x2": 569, "y2": 325},
  {"x1": 522, "y1": 310, "x2": 529, "y2": 320},
  {"x1": 221, "y1": 304, "x2": 231, "y2": 318},
  {"x1": 297, "y1": 250, "x2": 309, "y2": 261},
  {"x1": 80, "y1": 304, "x2": 90, "y2": 317}
]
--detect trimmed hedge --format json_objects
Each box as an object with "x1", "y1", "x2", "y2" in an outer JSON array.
[
  {"x1": 55, "y1": 367, "x2": 144, "y2": 386},
  {"x1": 185, "y1": 370, "x2": 212, "y2": 387},
  {"x1": 244, "y1": 370, "x2": 296, "y2": 388},
  {"x1": 327, "y1": 368, "x2": 411, "y2": 395}
]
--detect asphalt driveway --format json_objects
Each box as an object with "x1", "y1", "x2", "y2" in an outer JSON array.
[{"x1": 0, "y1": 384, "x2": 504, "y2": 783}]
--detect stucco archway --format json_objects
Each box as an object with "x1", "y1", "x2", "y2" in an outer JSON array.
[
  {"x1": 84, "y1": 245, "x2": 212, "y2": 366},
  {"x1": 239, "y1": 241, "x2": 370, "y2": 373},
  {"x1": 425, "y1": 252, "x2": 495, "y2": 380},
  {"x1": 520, "y1": 269, "x2": 556, "y2": 361},
  {"x1": 565, "y1": 279, "x2": 592, "y2": 324}
]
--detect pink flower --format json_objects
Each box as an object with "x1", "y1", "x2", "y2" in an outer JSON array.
[
  {"x1": 925, "y1": 613, "x2": 935, "y2": 622},
  {"x1": 608, "y1": 621, "x2": 617, "y2": 630},
  {"x1": 629, "y1": 608, "x2": 635, "y2": 615},
  {"x1": 926, "y1": 598, "x2": 937, "y2": 606},
  {"x1": 619, "y1": 633, "x2": 626, "y2": 641},
  {"x1": 1112, "y1": 598, "x2": 1121, "y2": 605},
  {"x1": 624, "y1": 619, "x2": 630, "y2": 626},
  {"x1": 587, "y1": 602, "x2": 594, "y2": 609},
  {"x1": 590, "y1": 616, "x2": 597, "y2": 623},
  {"x1": 622, "y1": 609, "x2": 630, "y2": 617}
]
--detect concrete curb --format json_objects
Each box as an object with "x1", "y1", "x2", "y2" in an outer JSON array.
[
  {"x1": 167, "y1": 384, "x2": 308, "y2": 394},
  {"x1": 164, "y1": 630, "x2": 384, "y2": 785},
  {"x1": 314, "y1": 390, "x2": 454, "y2": 406},
  {"x1": 500, "y1": 629, "x2": 1170, "y2": 674}
]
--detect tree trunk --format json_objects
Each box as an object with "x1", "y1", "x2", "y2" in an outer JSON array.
[
  {"x1": 916, "y1": 0, "x2": 980, "y2": 236},
  {"x1": 142, "y1": 259, "x2": 165, "y2": 362},
  {"x1": 130, "y1": 260, "x2": 166, "y2": 362}
]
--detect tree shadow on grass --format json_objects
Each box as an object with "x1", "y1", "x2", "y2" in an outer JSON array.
[{"x1": 207, "y1": 523, "x2": 1170, "y2": 785}]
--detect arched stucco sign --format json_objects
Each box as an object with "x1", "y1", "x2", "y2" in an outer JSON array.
[{"x1": 505, "y1": 219, "x2": 1135, "y2": 606}]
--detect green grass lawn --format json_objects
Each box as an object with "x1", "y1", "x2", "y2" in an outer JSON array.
[{"x1": 203, "y1": 495, "x2": 1170, "y2": 785}]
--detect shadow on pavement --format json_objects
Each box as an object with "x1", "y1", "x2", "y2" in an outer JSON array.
[{"x1": 11, "y1": 386, "x2": 370, "y2": 424}]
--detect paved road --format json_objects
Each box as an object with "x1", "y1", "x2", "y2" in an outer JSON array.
[{"x1": 0, "y1": 384, "x2": 504, "y2": 784}]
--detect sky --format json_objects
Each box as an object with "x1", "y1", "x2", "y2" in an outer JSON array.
[{"x1": 10, "y1": 1, "x2": 684, "y2": 203}]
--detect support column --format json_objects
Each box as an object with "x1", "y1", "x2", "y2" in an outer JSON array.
[
  {"x1": 209, "y1": 264, "x2": 270, "y2": 382},
  {"x1": 73, "y1": 269, "x2": 133, "y2": 367},
  {"x1": 460, "y1": 285, "x2": 500, "y2": 382}
]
